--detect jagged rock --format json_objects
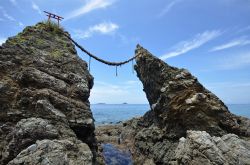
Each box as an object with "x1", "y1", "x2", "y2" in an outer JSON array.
[
  {"x1": 173, "y1": 130, "x2": 250, "y2": 165},
  {"x1": 8, "y1": 139, "x2": 93, "y2": 165},
  {"x1": 1, "y1": 118, "x2": 59, "y2": 164},
  {"x1": 135, "y1": 45, "x2": 248, "y2": 138},
  {"x1": 0, "y1": 22, "x2": 96, "y2": 164},
  {"x1": 113, "y1": 45, "x2": 250, "y2": 164}
]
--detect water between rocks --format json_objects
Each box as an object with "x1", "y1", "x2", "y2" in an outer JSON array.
[
  {"x1": 93, "y1": 104, "x2": 250, "y2": 164},
  {"x1": 102, "y1": 143, "x2": 133, "y2": 165}
]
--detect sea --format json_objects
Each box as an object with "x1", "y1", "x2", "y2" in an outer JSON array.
[{"x1": 91, "y1": 104, "x2": 250, "y2": 125}]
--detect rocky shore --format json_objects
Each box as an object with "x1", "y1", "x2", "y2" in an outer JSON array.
[
  {"x1": 96, "y1": 46, "x2": 250, "y2": 164},
  {"x1": 0, "y1": 22, "x2": 249, "y2": 165}
]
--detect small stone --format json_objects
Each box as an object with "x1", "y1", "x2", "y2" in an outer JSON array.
[
  {"x1": 185, "y1": 99, "x2": 192, "y2": 104},
  {"x1": 27, "y1": 144, "x2": 37, "y2": 152},
  {"x1": 160, "y1": 87, "x2": 166, "y2": 92},
  {"x1": 151, "y1": 103, "x2": 157, "y2": 110},
  {"x1": 175, "y1": 74, "x2": 185, "y2": 79}
]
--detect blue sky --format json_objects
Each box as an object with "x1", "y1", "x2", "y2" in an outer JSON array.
[{"x1": 1, "y1": 0, "x2": 250, "y2": 104}]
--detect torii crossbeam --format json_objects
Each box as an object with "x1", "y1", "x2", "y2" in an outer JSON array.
[{"x1": 44, "y1": 11, "x2": 64, "y2": 26}]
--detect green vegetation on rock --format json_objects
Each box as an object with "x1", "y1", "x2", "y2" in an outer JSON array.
[
  {"x1": 42, "y1": 20, "x2": 64, "y2": 35},
  {"x1": 0, "y1": 22, "x2": 95, "y2": 164},
  {"x1": 50, "y1": 49, "x2": 62, "y2": 59}
]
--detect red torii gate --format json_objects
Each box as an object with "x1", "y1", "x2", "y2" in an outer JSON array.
[{"x1": 44, "y1": 11, "x2": 64, "y2": 26}]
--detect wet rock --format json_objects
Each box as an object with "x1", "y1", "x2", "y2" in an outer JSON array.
[{"x1": 0, "y1": 22, "x2": 96, "y2": 164}]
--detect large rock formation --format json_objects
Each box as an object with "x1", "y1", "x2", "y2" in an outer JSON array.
[
  {"x1": 135, "y1": 45, "x2": 249, "y2": 138},
  {"x1": 0, "y1": 22, "x2": 96, "y2": 164},
  {"x1": 112, "y1": 45, "x2": 250, "y2": 164},
  {"x1": 1, "y1": 22, "x2": 249, "y2": 165}
]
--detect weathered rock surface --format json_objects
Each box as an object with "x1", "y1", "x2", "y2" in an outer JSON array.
[
  {"x1": 173, "y1": 130, "x2": 250, "y2": 165},
  {"x1": 103, "y1": 45, "x2": 250, "y2": 164},
  {"x1": 135, "y1": 45, "x2": 249, "y2": 138},
  {"x1": 8, "y1": 139, "x2": 93, "y2": 165},
  {"x1": 0, "y1": 22, "x2": 96, "y2": 164}
]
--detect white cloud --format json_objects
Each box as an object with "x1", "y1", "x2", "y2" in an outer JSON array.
[
  {"x1": 124, "y1": 80, "x2": 141, "y2": 85},
  {"x1": 218, "y1": 51, "x2": 250, "y2": 70},
  {"x1": 237, "y1": 25, "x2": 250, "y2": 33},
  {"x1": 0, "y1": 6, "x2": 16, "y2": 21},
  {"x1": 66, "y1": 0, "x2": 116, "y2": 20},
  {"x1": 160, "y1": 30, "x2": 222, "y2": 60},
  {"x1": 32, "y1": 1, "x2": 42, "y2": 15},
  {"x1": 0, "y1": 37, "x2": 6, "y2": 45},
  {"x1": 3, "y1": 12, "x2": 15, "y2": 21},
  {"x1": 0, "y1": 6, "x2": 24, "y2": 27},
  {"x1": 117, "y1": 33, "x2": 140, "y2": 45},
  {"x1": 158, "y1": 0, "x2": 182, "y2": 17},
  {"x1": 18, "y1": 22, "x2": 24, "y2": 27},
  {"x1": 89, "y1": 81, "x2": 147, "y2": 104},
  {"x1": 9, "y1": 0, "x2": 17, "y2": 6},
  {"x1": 205, "y1": 81, "x2": 250, "y2": 104},
  {"x1": 74, "y1": 22, "x2": 119, "y2": 39},
  {"x1": 211, "y1": 37, "x2": 250, "y2": 52},
  {"x1": 207, "y1": 82, "x2": 250, "y2": 89}
]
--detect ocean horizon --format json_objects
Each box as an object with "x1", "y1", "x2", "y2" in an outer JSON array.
[{"x1": 91, "y1": 103, "x2": 250, "y2": 125}]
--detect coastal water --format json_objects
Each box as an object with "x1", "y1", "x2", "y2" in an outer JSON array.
[
  {"x1": 102, "y1": 144, "x2": 133, "y2": 165},
  {"x1": 92, "y1": 104, "x2": 250, "y2": 165},
  {"x1": 91, "y1": 104, "x2": 250, "y2": 125},
  {"x1": 91, "y1": 104, "x2": 150, "y2": 125}
]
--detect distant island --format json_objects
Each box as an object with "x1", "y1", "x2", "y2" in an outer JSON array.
[{"x1": 94, "y1": 103, "x2": 129, "y2": 105}]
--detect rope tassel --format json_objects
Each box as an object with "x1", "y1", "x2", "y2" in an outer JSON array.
[
  {"x1": 88, "y1": 56, "x2": 91, "y2": 71},
  {"x1": 132, "y1": 60, "x2": 134, "y2": 74},
  {"x1": 116, "y1": 66, "x2": 118, "y2": 77}
]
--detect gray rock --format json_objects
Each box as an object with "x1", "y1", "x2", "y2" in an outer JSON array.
[
  {"x1": 174, "y1": 130, "x2": 250, "y2": 165},
  {"x1": 116, "y1": 45, "x2": 250, "y2": 164},
  {"x1": 134, "y1": 45, "x2": 248, "y2": 138},
  {"x1": 1, "y1": 118, "x2": 59, "y2": 163},
  {"x1": 0, "y1": 22, "x2": 96, "y2": 164},
  {"x1": 8, "y1": 139, "x2": 93, "y2": 165}
]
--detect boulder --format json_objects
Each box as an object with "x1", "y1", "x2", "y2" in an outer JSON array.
[
  {"x1": 0, "y1": 22, "x2": 96, "y2": 164},
  {"x1": 116, "y1": 45, "x2": 250, "y2": 164},
  {"x1": 8, "y1": 139, "x2": 93, "y2": 165},
  {"x1": 174, "y1": 130, "x2": 250, "y2": 165},
  {"x1": 135, "y1": 45, "x2": 249, "y2": 138}
]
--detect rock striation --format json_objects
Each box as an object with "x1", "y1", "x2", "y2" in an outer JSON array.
[
  {"x1": 135, "y1": 45, "x2": 249, "y2": 138},
  {"x1": 174, "y1": 130, "x2": 250, "y2": 165},
  {"x1": 0, "y1": 22, "x2": 96, "y2": 164},
  {"x1": 112, "y1": 45, "x2": 250, "y2": 164}
]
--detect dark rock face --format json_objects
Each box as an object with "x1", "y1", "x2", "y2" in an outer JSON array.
[
  {"x1": 115, "y1": 45, "x2": 250, "y2": 164},
  {"x1": 135, "y1": 45, "x2": 249, "y2": 138},
  {"x1": 0, "y1": 23, "x2": 96, "y2": 164}
]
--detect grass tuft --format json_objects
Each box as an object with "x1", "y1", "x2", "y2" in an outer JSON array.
[{"x1": 42, "y1": 20, "x2": 64, "y2": 34}]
